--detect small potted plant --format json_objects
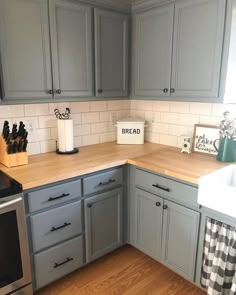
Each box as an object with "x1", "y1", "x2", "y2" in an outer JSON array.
[{"x1": 217, "y1": 111, "x2": 236, "y2": 162}]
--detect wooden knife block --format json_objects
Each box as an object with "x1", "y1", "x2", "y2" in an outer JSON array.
[{"x1": 0, "y1": 136, "x2": 28, "y2": 168}]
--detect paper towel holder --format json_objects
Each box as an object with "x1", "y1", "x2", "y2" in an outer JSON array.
[
  {"x1": 56, "y1": 147, "x2": 79, "y2": 155},
  {"x1": 54, "y1": 108, "x2": 79, "y2": 155}
]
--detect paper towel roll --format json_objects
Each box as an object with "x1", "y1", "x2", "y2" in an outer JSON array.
[{"x1": 57, "y1": 119, "x2": 74, "y2": 152}]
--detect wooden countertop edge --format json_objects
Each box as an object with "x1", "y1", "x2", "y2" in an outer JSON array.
[
  {"x1": 127, "y1": 159, "x2": 199, "y2": 185},
  {"x1": 22, "y1": 159, "x2": 128, "y2": 190}
]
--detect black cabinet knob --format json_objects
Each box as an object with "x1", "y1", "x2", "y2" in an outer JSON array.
[
  {"x1": 97, "y1": 89, "x2": 103, "y2": 94},
  {"x1": 170, "y1": 88, "x2": 175, "y2": 93},
  {"x1": 163, "y1": 88, "x2": 168, "y2": 93},
  {"x1": 87, "y1": 204, "x2": 92, "y2": 208},
  {"x1": 163, "y1": 205, "x2": 168, "y2": 210},
  {"x1": 47, "y1": 90, "x2": 53, "y2": 95},
  {"x1": 156, "y1": 202, "x2": 161, "y2": 207},
  {"x1": 56, "y1": 89, "x2": 62, "y2": 94}
]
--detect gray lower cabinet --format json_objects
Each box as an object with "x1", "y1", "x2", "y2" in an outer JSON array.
[
  {"x1": 133, "y1": 0, "x2": 226, "y2": 101},
  {"x1": 134, "y1": 189, "x2": 163, "y2": 261},
  {"x1": 134, "y1": 188, "x2": 200, "y2": 281},
  {"x1": 131, "y1": 168, "x2": 200, "y2": 282},
  {"x1": 162, "y1": 200, "x2": 200, "y2": 280},
  {"x1": 94, "y1": 8, "x2": 129, "y2": 97},
  {"x1": 84, "y1": 187, "x2": 123, "y2": 262},
  {"x1": 34, "y1": 236, "x2": 83, "y2": 289}
]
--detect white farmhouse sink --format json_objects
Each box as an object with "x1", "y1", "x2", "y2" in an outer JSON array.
[{"x1": 198, "y1": 165, "x2": 236, "y2": 218}]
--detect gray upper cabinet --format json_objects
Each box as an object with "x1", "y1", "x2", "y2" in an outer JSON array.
[
  {"x1": 134, "y1": 188, "x2": 163, "y2": 261},
  {"x1": 49, "y1": 0, "x2": 93, "y2": 97},
  {"x1": 0, "y1": 0, "x2": 93, "y2": 101},
  {"x1": 133, "y1": 0, "x2": 226, "y2": 101},
  {"x1": 133, "y1": 4, "x2": 174, "y2": 97},
  {"x1": 162, "y1": 200, "x2": 200, "y2": 281},
  {"x1": 0, "y1": 0, "x2": 52, "y2": 100},
  {"x1": 84, "y1": 188, "x2": 123, "y2": 263},
  {"x1": 94, "y1": 8, "x2": 129, "y2": 97},
  {"x1": 171, "y1": 0, "x2": 226, "y2": 99}
]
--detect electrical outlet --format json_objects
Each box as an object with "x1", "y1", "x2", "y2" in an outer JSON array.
[{"x1": 26, "y1": 120, "x2": 36, "y2": 133}]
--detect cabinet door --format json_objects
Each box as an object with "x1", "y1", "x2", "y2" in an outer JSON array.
[
  {"x1": 49, "y1": 0, "x2": 93, "y2": 97},
  {"x1": 134, "y1": 189, "x2": 163, "y2": 261},
  {"x1": 84, "y1": 188, "x2": 123, "y2": 262},
  {"x1": 94, "y1": 8, "x2": 128, "y2": 97},
  {"x1": 171, "y1": 0, "x2": 226, "y2": 99},
  {"x1": 133, "y1": 4, "x2": 174, "y2": 97},
  {"x1": 162, "y1": 200, "x2": 200, "y2": 281},
  {"x1": 0, "y1": 0, "x2": 52, "y2": 100}
]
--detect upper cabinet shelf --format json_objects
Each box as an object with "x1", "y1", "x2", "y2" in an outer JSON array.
[
  {"x1": 132, "y1": 0, "x2": 226, "y2": 102},
  {"x1": 0, "y1": 0, "x2": 129, "y2": 102}
]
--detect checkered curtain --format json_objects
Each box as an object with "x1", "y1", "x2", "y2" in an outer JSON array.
[{"x1": 201, "y1": 218, "x2": 236, "y2": 295}]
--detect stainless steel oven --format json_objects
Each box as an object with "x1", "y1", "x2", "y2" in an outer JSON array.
[{"x1": 0, "y1": 171, "x2": 32, "y2": 295}]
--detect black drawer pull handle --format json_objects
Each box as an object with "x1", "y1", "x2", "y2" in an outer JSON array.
[
  {"x1": 152, "y1": 184, "x2": 170, "y2": 192},
  {"x1": 48, "y1": 193, "x2": 70, "y2": 202},
  {"x1": 51, "y1": 222, "x2": 71, "y2": 232},
  {"x1": 98, "y1": 179, "x2": 116, "y2": 187},
  {"x1": 163, "y1": 205, "x2": 168, "y2": 210},
  {"x1": 54, "y1": 257, "x2": 73, "y2": 268},
  {"x1": 87, "y1": 203, "x2": 92, "y2": 208},
  {"x1": 156, "y1": 202, "x2": 161, "y2": 207}
]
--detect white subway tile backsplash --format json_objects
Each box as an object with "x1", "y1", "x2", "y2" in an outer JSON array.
[
  {"x1": 100, "y1": 111, "x2": 110, "y2": 122},
  {"x1": 170, "y1": 102, "x2": 190, "y2": 113},
  {"x1": 38, "y1": 116, "x2": 57, "y2": 128},
  {"x1": 40, "y1": 140, "x2": 56, "y2": 153},
  {"x1": 211, "y1": 104, "x2": 225, "y2": 117},
  {"x1": 159, "y1": 134, "x2": 178, "y2": 147},
  {"x1": 71, "y1": 102, "x2": 90, "y2": 113},
  {"x1": 152, "y1": 123, "x2": 169, "y2": 134},
  {"x1": 25, "y1": 104, "x2": 49, "y2": 116},
  {"x1": 82, "y1": 112, "x2": 100, "y2": 124},
  {"x1": 90, "y1": 101, "x2": 107, "y2": 112},
  {"x1": 153, "y1": 101, "x2": 170, "y2": 112},
  {"x1": 0, "y1": 99, "x2": 227, "y2": 156},
  {"x1": 82, "y1": 134, "x2": 100, "y2": 146},
  {"x1": 38, "y1": 128, "x2": 51, "y2": 141},
  {"x1": 74, "y1": 124, "x2": 91, "y2": 136},
  {"x1": 179, "y1": 114, "x2": 199, "y2": 126},
  {"x1": 160, "y1": 112, "x2": 179, "y2": 124},
  {"x1": 100, "y1": 132, "x2": 116, "y2": 143},
  {"x1": 27, "y1": 142, "x2": 41, "y2": 156},
  {"x1": 169, "y1": 125, "x2": 193, "y2": 137},
  {"x1": 91, "y1": 122, "x2": 108, "y2": 134},
  {"x1": 189, "y1": 103, "x2": 212, "y2": 115},
  {"x1": 199, "y1": 115, "x2": 221, "y2": 126}
]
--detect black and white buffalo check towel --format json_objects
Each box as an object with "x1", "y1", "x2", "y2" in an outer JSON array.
[{"x1": 201, "y1": 218, "x2": 236, "y2": 295}]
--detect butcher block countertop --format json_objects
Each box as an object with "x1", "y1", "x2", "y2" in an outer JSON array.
[{"x1": 0, "y1": 142, "x2": 228, "y2": 190}]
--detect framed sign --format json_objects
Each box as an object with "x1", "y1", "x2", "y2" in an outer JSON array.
[{"x1": 193, "y1": 124, "x2": 220, "y2": 155}]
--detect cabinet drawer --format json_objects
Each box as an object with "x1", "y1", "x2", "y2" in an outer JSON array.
[
  {"x1": 30, "y1": 201, "x2": 82, "y2": 252},
  {"x1": 135, "y1": 169, "x2": 198, "y2": 207},
  {"x1": 34, "y1": 236, "x2": 83, "y2": 290},
  {"x1": 83, "y1": 168, "x2": 123, "y2": 196},
  {"x1": 27, "y1": 179, "x2": 82, "y2": 213}
]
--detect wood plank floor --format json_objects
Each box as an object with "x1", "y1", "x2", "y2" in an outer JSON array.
[{"x1": 36, "y1": 245, "x2": 206, "y2": 295}]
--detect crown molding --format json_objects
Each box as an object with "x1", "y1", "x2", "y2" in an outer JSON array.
[
  {"x1": 132, "y1": 0, "x2": 174, "y2": 12},
  {"x1": 79, "y1": 0, "x2": 131, "y2": 13}
]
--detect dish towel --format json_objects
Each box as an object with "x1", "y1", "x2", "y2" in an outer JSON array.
[{"x1": 201, "y1": 218, "x2": 236, "y2": 295}]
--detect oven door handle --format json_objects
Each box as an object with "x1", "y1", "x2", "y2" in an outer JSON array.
[{"x1": 0, "y1": 197, "x2": 22, "y2": 209}]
